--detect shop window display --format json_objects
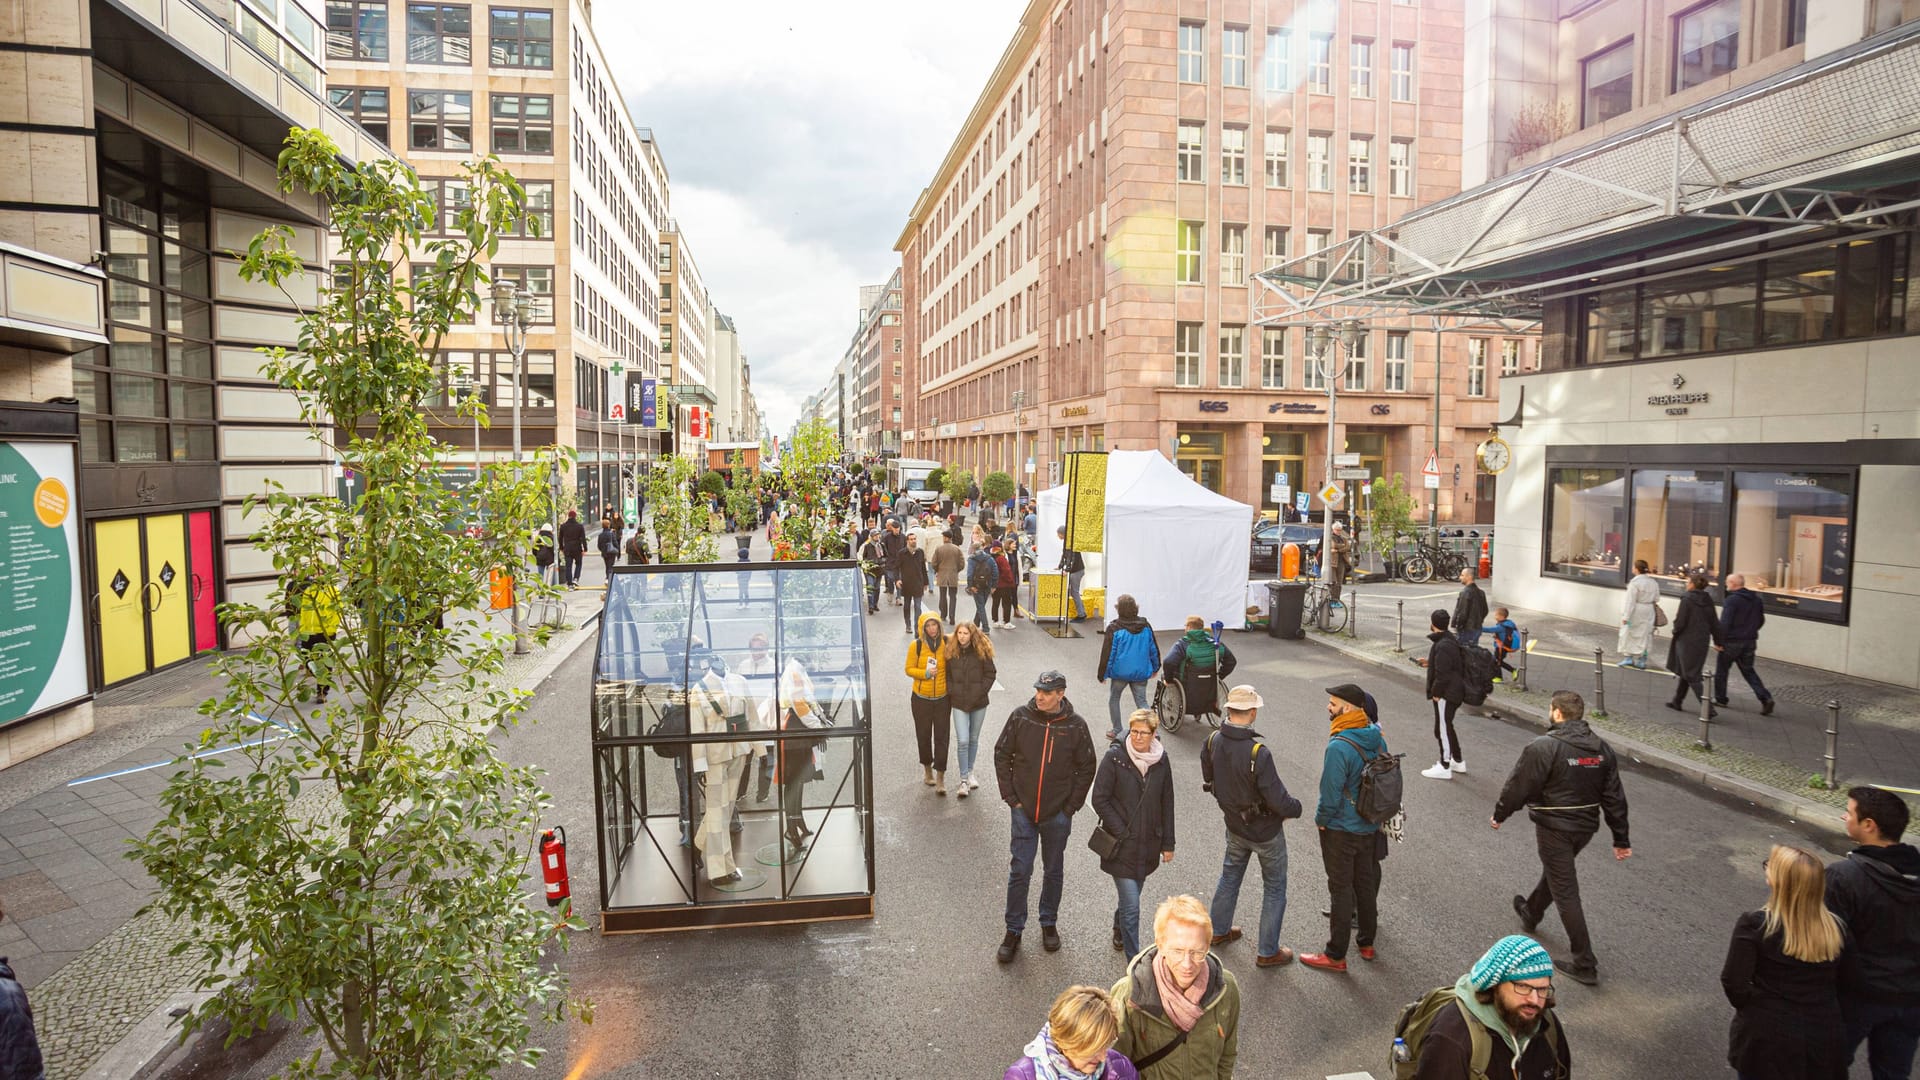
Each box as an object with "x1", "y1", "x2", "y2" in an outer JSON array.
[
  {"x1": 1545, "y1": 468, "x2": 1625, "y2": 583},
  {"x1": 1729, "y1": 471, "x2": 1851, "y2": 619},
  {"x1": 1630, "y1": 470, "x2": 1727, "y2": 593},
  {"x1": 591, "y1": 562, "x2": 874, "y2": 932}
]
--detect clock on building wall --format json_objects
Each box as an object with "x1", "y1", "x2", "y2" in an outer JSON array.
[{"x1": 1476, "y1": 435, "x2": 1513, "y2": 475}]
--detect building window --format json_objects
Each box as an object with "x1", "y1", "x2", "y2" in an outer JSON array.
[
  {"x1": 1307, "y1": 133, "x2": 1332, "y2": 191},
  {"x1": 1871, "y1": 0, "x2": 1907, "y2": 33},
  {"x1": 490, "y1": 265, "x2": 554, "y2": 322},
  {"x1": 1385, "y1": 331, "x2": 1408, "y2": 391},
  {"x1": 1343, "y1": 332, "x2": 1369, "y2": 390},
  {"x1": 490, "y1": 93, "x2": 553, "y2": 154},
  {"x1": 1260, "y1": 328, "x2": 1287, "y2": 388},
  {"x1": 1467, "y1": 338, "x2": 1487, "y2": 396},
  {"x1": 1221, "y1": 224, "x2": 1247, "y2": 285},
  {"x1": 1178, "y1": 21, "x2": 1206, "y2": 83},
  {"x1": 1390, "y1": 42, "x2": 1413, "y2": 101},
  {"x1": 1731, "y1": 470, "x2": 1852, "y2": 618},
  {"x1": 1501, "y1": 339, "x2": 1520, "y2": 375},
  {"x1": 1175, "y1": 322, "x2": 1203, "y2": 386},
  {"x1": 1348, "y1": 136, "x2": 1373, "y2": 194},
  {"x1": 1302, "y1": 342, "x2": 1326, "y2": 390},
  {"x1": 1631, "y1": 469, "x2": 1728, "y2": 586},
  {"x1": 1387, "y1": 138, "x2": 1414, "y2": 197},
  {"x1": 1222, "y1": 26, "x2": 1249, "y2": 87},
  {"x1": 1304, "y1": 228, "x2": 1331, "y2": 278},
  {"x1": 1350, "y1": 38, "x2": 1374, "y2": 98},
  {"x1": 508, "y1": 179, "x2": 553, "y2": 238},
  {"x1": 1219, "y1": 325, "x2": 1246, "y2": 387},
  {"x1": 1176, "y1": 221, "x2": 1203, "y2": 284},
  {"x1": 1786, "y1": 0, "x2": 1809, "y2": 45},
  {"x1": 1308, "y1": 32, "x2": 1333, "y2": 93},
  {"x1": 420, "y1": 176, "x2": 472, "y2": 233},
  {"x1": 1341, "y1": 237, "x2": 1368, "y2": 282},
  {"x1": 1263, "y1": 226, "x2": 1287, "y2": 267},
  {"x1": 1264, "y1": 128, "x2": 1289, "y2": 187},
  {"x1": 1582, "y1": 39, "x2": 1634, "y2": 127},
  {"x1": 327, "y1": 0, "x2": 388, "y2": 60},
  {"x1": 1177, "y1": 122, "x2": 1204, "y2": 182},
  {"x1": 1545, "y1": 467, "x2": 1626, "y2": 582},
  {"x1": 1674, "y1": 0, "x2": 1739, "y2": 92},
  {"x1": 1265, "y1": 28, "x2": 1291, "y2": 92},
  {"x1": 328, "y1": 86, "x2": 389, "y2": 143},
  {"x1": 1221, "y1": 125, "x2": 1247, "y2": 185},
  {"x1": 406, "y1": 3, "x2": 471, "y2": 64},
  {"x1": 488, "y1": 7, "x2": 552, "y2": 68},
  {"x1": 408, "y1": 89, "x2": 472, "y2": 151}
]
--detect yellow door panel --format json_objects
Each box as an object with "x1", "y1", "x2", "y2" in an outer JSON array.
[
  {"x1": 146, "y1": 514, "x2": 190, "y2": 669},
  {"x1": 94, "y1": 518, "x2": 148, "y2": 685}
]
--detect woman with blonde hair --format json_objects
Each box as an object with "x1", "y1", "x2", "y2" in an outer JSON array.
[
  {"x1": 1004, "y1": 984, "x2": 1138, "y2": 1080},
  {"x1": 1720, "y1": 843, "x2": 1849, "y2": 1080},
  {"x1": 943, "y1": 619, "x2": 997, "y2": 796}
]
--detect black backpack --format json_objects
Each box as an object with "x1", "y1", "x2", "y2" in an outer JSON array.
[
  {"x1": 1461, "y1": 643, "x2": 1498, "y2": 706},
  {"x1": 647, "y1": 703, "x2": 688, "y2": 759},
  {"x1": 1333, "y1": 734, "x2": 1404, "y2": 825}
]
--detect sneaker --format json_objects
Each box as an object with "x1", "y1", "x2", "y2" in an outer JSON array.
[
  {"x1": 956, "y1": 782, "x2": 969, "y2": 799},
  {"x1": 1421, "y1": 763, "x2": 1454, "y2": 780},
  {"x1": 1615, "y1": 658, "x2": 1634, "y2": 668},
  {"x1": 1299, "y1": 952, "x2": 1348, "y2": 973},
  {"x1": 1112, "y1": 926, "x2": 1125, "y2": 952},
  {"x1": 1491, "y1": 676, "x2": 1503, "y2": 684},
  {"x1": 1357, "y1": 946, "x2": 1377, "y2": 962},
  {"x1": 1210, "y1": 927, "x2": 1243, "y2": 946},
  {"x1": 1255, "y1": 948, "x2": 1295, "y2": 967},
  {"x1": 1450, "y1": 761, "x2": 1468, "y2": 775},
  {"x1": 1554, "y1": 958, "x2": 1599, "y2": 986},
  {"x1": 1513, "y1": 894, "x2": 1539, "y2": 933},
  {"x1": 996, "y1": 931, "x2": 1022, "y2": 964},
  {"x1": 1761, "y1": 699, "x2": 1775, "y2": 716},
  {"x1": 1042, "y1": 925, "x2": 1062, "y2": 952}
]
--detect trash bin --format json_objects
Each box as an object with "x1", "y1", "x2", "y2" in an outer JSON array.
[{"x1": 1266, "y1": 580, "x2": 1309, "y2": 640}]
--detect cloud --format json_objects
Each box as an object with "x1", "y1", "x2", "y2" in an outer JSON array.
[{"x1": 592, "y1": 0, "x2": 1029, "y2": 435}]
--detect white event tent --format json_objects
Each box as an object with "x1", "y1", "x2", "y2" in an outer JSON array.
[{"x1": 1036, "y1": 450, "x2": 1256, "y2": 631}]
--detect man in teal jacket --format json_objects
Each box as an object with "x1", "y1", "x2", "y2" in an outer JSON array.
[{"x1": 1303, "y1": 683, "x2": 1388, "y2": 974}]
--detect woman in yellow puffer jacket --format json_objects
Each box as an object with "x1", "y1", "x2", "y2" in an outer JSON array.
[
  {"x1": 295, "y1": 567, "x2": 342, "y2": 704},
  {"x1": 905, "y1": 612, "x2": 951, "y2": 793}
]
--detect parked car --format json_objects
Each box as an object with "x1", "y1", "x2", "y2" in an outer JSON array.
[{"x1": 1249, "y1": 521, "x2": 1324, "y2": 574}]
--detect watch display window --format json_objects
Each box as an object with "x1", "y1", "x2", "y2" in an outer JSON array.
[
  {"x1": 1544, "y1": 468, "x2": 1625, "y2": 583},
  {"x1": 591, "y1": 562, "x2": 875, "y2": 932},
  {"x1": 1729, "y1": 471, "x2": 1851, "y2": 619},
  {"x1": 1629, "y1": 469, "x2": 1727, "y2": 594}
]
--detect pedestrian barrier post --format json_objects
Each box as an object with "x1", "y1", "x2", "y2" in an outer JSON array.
[
  {"x1": 1347, "y1": 590, "x2": 1358, "y2": 638},
  {"x1": 1824, "y1": 701, "x2": 1841, "y2": 789},
  {"x1": 1697, "y1": 665, "x2": 1715, "y2": 751},
  {"x1": 1516, "y1": 628, "x2": 1529, "y2": 693},
  {"x1": 1394, "y1": 600, "x2": 1405, "y2": 653},
  {"x1": 1592, "y1": 648, "x2": 1606, "y2": 717}
]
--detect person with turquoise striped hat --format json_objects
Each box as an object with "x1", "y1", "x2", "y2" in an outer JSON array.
[{"x1": 1393, "y1": 934, "x2": 1572, "y2": 1079}]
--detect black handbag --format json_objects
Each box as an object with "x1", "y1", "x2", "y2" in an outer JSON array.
[{"x1": 1086, "y1": 824, "x2": 1121, "y2": 859}]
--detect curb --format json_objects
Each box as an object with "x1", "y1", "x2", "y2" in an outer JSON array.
[{"x1": 1303, "y1": 631, "x2": 1847, "y2": 839}]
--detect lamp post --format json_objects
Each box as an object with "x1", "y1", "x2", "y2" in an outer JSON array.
[
  {"x1": 1310, "y1": 319, "x2": 1362, "y2": 629},
  {"x1": 492, "y1": 280, "x2": 533, "y2": 654},
  {"x1": 1010, "y1": 389, "x2": 1027, "y2": 493}
]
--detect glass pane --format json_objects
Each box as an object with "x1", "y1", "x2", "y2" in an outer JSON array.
[
  {"x1": 171, "y1": 425, "x2": 216, "y2": 461},
  {"x1": 1629, "y1": 469, "x2": 1727, "y2": 591},
  {"x1": 1546, "y1": 468, "x2": 1625, "y2": 581},
  {"x1": 72, "y1": 367, "x2": 99, "y2": 413},
  {"x1": 1761, "y1": 246, "x2": 1837, "y2": 345},
  {"x1": 169, "y1": 381, "x2": 215, "y2": 419},
  {"x1": 105, "y1": 225, "x2": 154, "y2": 283},
  {"x1": 109, "y1": 328, "x2": 162, "y2": 372},
  {"x1": 1583, "y1": 287, "x2": 1637, "y2": 363},
  {"x1": 111, "y1": 372, "x2": 164, "y2": 417},
  {"x1": 80, "y1": 419, "x2": 111, "y2": 463},
  {"x1": 1639, "y1": 267, "x2": 1756, "y2": 356},
  {"x1": 163, "y1": 242, "x2": 210, "y2": 295},
  {"x1": 164, "y1": 296, "x2": 212, "y2": 339},
  {"x1": 115, "y1": 422, "x2": 164, "y2": 463},
  {"x1": 169, "y1": 340, "x2": 213, "y2": 380},
  {"x1": 1730, "y1": 471, "x2": 1850, "y2": 618}
]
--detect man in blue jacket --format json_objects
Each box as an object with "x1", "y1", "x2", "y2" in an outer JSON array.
[
  {"x1": 1302, "y1": 683, "x2": 1388, "y2": 974},
  {"x1": 1201, "y1": 685, "x2": 1304, "y2": 968},
  {"x1": 1713, "y1": 573, "x2": 1775, "y2": 715},
  {"x1": 1095, "y1": 594, "x2": 1160, "y2": 740}
]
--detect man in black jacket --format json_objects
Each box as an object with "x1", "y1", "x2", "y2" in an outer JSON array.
[
  {"x1": 1201, "y1": 685, "x2": 1304, "y2": 968},
  {"x1": 879, "y1": 520, "x2": 907, "y2": 605},
  {"x1": 993, "y1": 670, "x2": 1098, "y2": 962},
  {"x1": 1826, "y1": 785, "x2": 1920, "y2": 1080},
  {"x1": 0, "y1": 900, "x2": 46, "y2": 1080},
  {"x1": 1056, "y1": 526, "x2": 1088, "y2": 621},
  {"x1": 1492, "y1": 690, "x2": 1632, "y2": 986},
  {"x1": 556, "y1": 510, "x2": 587, "y2": 589},
  {"x1": 1713, "y1": 573, "x2": 1776, "y2": 716},
  {"x1": 1452, "y1": 568, "x2": 1489, "y2": 647},
  {"x1": 1415, "y1": 610, "x2": 1468, "y2": 780}
]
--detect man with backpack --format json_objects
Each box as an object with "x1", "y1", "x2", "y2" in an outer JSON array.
[
  {"x1": 1201, "y1": 685, "x2": 1303, "y2": 968},
  {"x1": 1492, "y1": 690, "x2": 1632, "y2": 987},
  {"x1": 1095, "y1": 594, "x2": 1160, "y2": 741},
  {"x1": 1302, "y1": 683, "x2": 1394, "y2": 974},
  {"x1": 1396, "y1": 934, "x2": 1571, "y2": 1079}
]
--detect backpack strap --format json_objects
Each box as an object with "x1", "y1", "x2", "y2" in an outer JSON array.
[
  {"x1": 1130, "y1": 1026, "x2": 1189, "y2": 1070},
  {"x1": 1331, "y1": 734, "x2": 1376, "y2": 809},
  {"x1": 1462, "y1": 998, "x2": 1494, "y2": 1079}
]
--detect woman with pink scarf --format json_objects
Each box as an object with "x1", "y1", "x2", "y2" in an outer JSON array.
[
  {"x1": 1110, "y1": 895, "x2": 1241, "y2": 1079},
  {"x1": 1090, "y1": 709, "x2": 1177, "y2": 960}
]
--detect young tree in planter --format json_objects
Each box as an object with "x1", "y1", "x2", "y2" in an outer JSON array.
[
  {"x1": 772, "y1": 418, "x2": 849, "y2": 560},
  {"x1": 1367, "y1": 472, "x2": 1419, "y2": 573},
  {"x1": 982, "y1": 470, "x2": 1017, "y2": 507},
  {"x1": 641, "y1": 453, "x2": 720, "y2": 563},
  {"x1": 725, "y1": 469, "x2": 762, "y2": 539},
  {"x1": 132, "y1": 129, "x2": 585, "y2": 1079},
  {"x1": 942, "y1": 468, "x2": 975, "y2": 508}
]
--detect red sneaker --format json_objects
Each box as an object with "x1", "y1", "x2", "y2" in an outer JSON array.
[
  {"x1": 1358, "y1": 946, "x2": 1377, "y2": 962},
  {"x1": 1300, "y1": 952, "x2": 1349, "y2": 973}
]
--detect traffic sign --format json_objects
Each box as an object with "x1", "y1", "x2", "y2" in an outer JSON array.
[
  {"x1": 1334, "y1": 452, "x2": 1362, "y2": 467},
  {"x1": 1422, "y1": 450, "x2": 1439, "y2": 476},
  {"x1": 1270, "y1": 483, "x2": 1291, "y2": 503},
  {"x1": 1336, "y1": 467, "x2": 1371, "y2": 480},
  {"x1": 1424, "y1": 472, "x2": 1441, "y2": 489},
  {"x1": 1319, "y1": 482, "x2": 1344, "y2": 507},
  {"x1": 1275, "y1": 472, "x2": 1289, "y2": 487},
  {"x1": 1295, "y1": 492, "x2": 1310, "y2": 513}
]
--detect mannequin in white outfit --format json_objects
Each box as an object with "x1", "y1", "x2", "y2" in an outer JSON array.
[{"x1": 691, "y1": 655, "x2": 763, "y2": 884}]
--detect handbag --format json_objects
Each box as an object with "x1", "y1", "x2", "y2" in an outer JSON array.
[
  {"x1": 1652, "y1": 603, "x2": 1669, "y2": 628},
  {"x1": 1086, "y1": 824, "x2": 1121, "y2": 860}
]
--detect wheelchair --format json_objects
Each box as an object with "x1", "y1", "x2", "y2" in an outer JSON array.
[{"x1": 1153, "y1": 654, "x2": 1223, "y2": 735}]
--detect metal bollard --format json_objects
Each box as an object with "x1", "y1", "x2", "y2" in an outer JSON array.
[
  {"x1": 1348, "y1": 590, "x2": 1358, "y2": 638},
  {"x1": 1697, "y1": 665, "x2": 1715, "y2": 751},
  {"x1": 1395, "y1": 600, "x2": 1405, "y2": 653},
  {"x1": 1516, "y1": 628, "x2": 1529, "y2": 693},
  {"x1": 1592, "y1": 648, "x2": 1606, "y2": 717},
  {"x1": 1824, "y1": 700, "x2": 1841, "y2": 789}
]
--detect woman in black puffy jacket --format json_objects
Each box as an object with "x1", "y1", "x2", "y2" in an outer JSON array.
[{"x1": 1090, "y1": 710, "x2": 1175, "y2": 960}]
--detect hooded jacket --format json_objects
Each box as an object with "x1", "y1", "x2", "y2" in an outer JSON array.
[
  {"x1": 1099, "y1": 616, "x2": 1161, "y2": 684},
  {"x1": 905, "y1": 615, "x2": 948, "y2": 699},
  {"x1": 1824, "y1": 842, "x2": 1920, "y2": 1004},
  {"x1": 944, "y1": 644, "x2": 996, "y2": 713},
  {"x1": 1090, "y1": 740, "x2": 1176, "y2": 881},
  {"x1": 1425, "y1": 632, "x2": 1467, "y2": 702},
  {"x1": 0, "y1": 958, "x2": 46, "y2": 1080},
  {"x1": 1411, "y1": 973, "x2": 1570, "y2": 1080},
  {"x1": 1110, "y1": 947, "x2": 1240, "y2": 1080},
  {"x1": 1162, "y1": 630, "x2": 1236, "y2": 681},
  {"x1": 966, "y1": 548, "x2": 997, "y2": 593},
  {"x1": 993, "y1": 696, "x2": 1098, "y2": 823},
  {"x1": 1492, "y1": 718, "x2": 1630, "y2": 847},
  {"x1": 1315, "y1": 717, "x2": 1388, "y2": 835}
]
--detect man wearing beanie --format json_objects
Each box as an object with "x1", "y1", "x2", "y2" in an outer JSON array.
[
  {"x1": 1414, "y1": 609, "x2": 1468, "y2": 780},
  {"x1": 1404, "y1": 934, "x2": 1571, "y2": 1079},
  {"x1": 1301, "y1": 683, "x2": 1389, "y2": 974}
]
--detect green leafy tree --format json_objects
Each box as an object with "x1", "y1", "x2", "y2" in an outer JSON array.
[
  {"x1": 133, "y1": 129, "x2": 585, "y2": 1080},
  {"x1": 1367, "y1": 472, "x2": 1419, "y2": 560},
  {"x1": 724, "y1": 470, "x2": 762, "y2": 535},
  {"x1": 696, "y1": 469, "x2": 727, "y2": 499},
  {"x1": 942, "y1": 468, "x2": 974, "y2": 505},
  {"x1": 642, "y1": 454, "x2": 720, "y2": 562},
  {"x1": 774, "y1": 418, "x2": 849, "y2": 560},
  {"x1": 982, "y1": 470, "x2": 1017, "y2": 505},
  {"x1": 925, "y1": 466, "x2": 948, "y2": 494}
]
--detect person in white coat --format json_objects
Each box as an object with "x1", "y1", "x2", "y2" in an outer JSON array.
[
  {"x1": 1617, "y1": 559, "x2": 1661, "y2": 669},
  {"x1": 691, "y1": 651, "x2": 763, "y2": 885}
]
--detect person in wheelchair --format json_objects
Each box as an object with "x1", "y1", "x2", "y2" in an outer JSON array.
[{"x1": 1156, "y1": 616, "x2": 1238, "y2": 729}]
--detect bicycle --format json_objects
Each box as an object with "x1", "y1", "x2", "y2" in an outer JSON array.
[
  {"x1": 1400, "y1": 539, "x2": 1468, "y2": 584},
  {"x1": 1303, "y1": 578, "x2": 1349, "y2": 634}
]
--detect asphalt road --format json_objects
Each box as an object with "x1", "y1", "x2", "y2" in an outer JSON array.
[{"x1": 490, "y1": 604, "x2": 1868, "y2": 1079}]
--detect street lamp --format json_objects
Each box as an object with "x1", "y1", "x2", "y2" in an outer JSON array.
[
  {"x1": 1010, "y1": 389, "x2": 1027, "y2": 489},
  {"x1": 492, "y1": 280, "x2": 534, "y2": 654},
  {"x1": 1310, "y1": 318, "x2": 1362, "y2": 629}
]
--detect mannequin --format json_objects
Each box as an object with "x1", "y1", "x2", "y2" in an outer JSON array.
[
  {"x1": 690, "y1": 652, "x2": 763, "y2": 884},
  {"x1": 734, "y1": 632, "x2": 779, "y2": 804}
]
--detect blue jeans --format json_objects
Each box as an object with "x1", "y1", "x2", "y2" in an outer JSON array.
[
  {"x1": 970, "y1": 590, "x2": 992, "y2": 631},
  {"x1": 1844, "y1": 998, "x2": 1920, "y2": 1080},
  {"x1": 1006, "y1": 809, "x2": 1072, "y2": 933},
  {"x1": 952, "y1": 706, "x2": 988, "y2": 779},
  {"x1": 1209, "y1": 827, "x2": 1288, "y2": 958},
  {"x1": 1107, "y1": 679, "x2": 1149, "y2": 737},
  {"x1": 1066, "y1": 570, "x2": 1087, "y2": 618},
  {"x1": 1112, "y1": 875, "x2": 1145, "y2": 959}
]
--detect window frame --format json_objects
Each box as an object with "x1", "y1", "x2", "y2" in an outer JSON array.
[
  {"x1": 489, "y1": 91, "x2": 554, "y2": 155},
  {"x1": 326, "y1": 0, "x2": 389, "y2": 61},
  {"x1": 1581, "y1": 38, "x2": 1635, "y2": 128},
  {"x1": 1219, "y1": 324, "x2": 1246, "y2": 387},
  {"x1": 408, "y1": 88, "x2": 473, "y2": 152},
  {"x1": 1348, "y1": 135, "x2": 1373, "y2": 194},
  {"x1": 1174, "y1": 321, "x2": 1203, "y2": 386},
  {"x1": 1221, "y1": 124, "x2": 1247, "y2": 185},
  {"x1": 1264, "y1": 28, "x2": 1291, "y2": 92},
  {"x1": 327, "y1": 86, "x2": 390, "y2": 144},
  {"x1": 1307, "y1": 132, "x2": 1333, "y2": 191},
  {"x1": 487, "y1": 6, "x2": 553, "y2": 69},
  {"x1": 1350, "y1": 38, "x2": 1374, "y2": 98},
  {"x1": 1178, "y1": 21, "x2": 1206, "y2": 83},
  {"x1": 1260, "y1": 327, "x2": 1288, "y2": 389},
  {"x1": 1672, "y1": 0, "x2": 1740, "y2": 93},
  {"x1": 1467, "y1": 338, "x2": 1488, "y2": 396},
  {"x1": 1390, "y1": 42, "x2": 1414, "y2": 101},
  {"x1": 1388, "y1": 137, "x2": 1414, "y2": 197},
  {"x1": 1176, "y1": 221, "x2": 1203, "y2": 285},
  {"x1": 405, "y1": 2, "x2": 472, "y2": 66},
  {"x1": 1220, "y1": 223, "x2": 1247, "y2": 286},
  {"x1": 1384, "y1": 330, "x2": 1409, "y2": 391},
  {"x1": 1222, "y1": 25, "x2": 1249, "y2": 88},
  {"x1": 1264, "y1": 127, "x2": 1289, "y2": 188},
  {"x1": 1307, "y1": 32, "x2": 1333, "y2": 93},
  {"x1": 1177, "y1": 121, "x2": 1205, "y2": 183}
]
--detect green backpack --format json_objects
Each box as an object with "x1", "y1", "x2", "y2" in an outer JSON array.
[{"x1": 1392, "y1": 986, "x2": 1566, "y2": 1080}]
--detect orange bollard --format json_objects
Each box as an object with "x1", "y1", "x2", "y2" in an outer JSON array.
[
  {"x1": 1281, "y1": 543, "x2": 1302, "y2": 581},
  {"x1": 1478, "y1": 537, "x2": 1492, "y2": 579}
]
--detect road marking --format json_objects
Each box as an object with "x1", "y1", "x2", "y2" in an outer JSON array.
[
  {"x1": 1327, "y1": 1072, "x2": 1379, "y2": 1080},
  {"x1": 1874, "y1": 784, "x2": 1920, "y2": 796},
  {"x1": 67, "y1": 711, "x2": 293, "y2": 787}
]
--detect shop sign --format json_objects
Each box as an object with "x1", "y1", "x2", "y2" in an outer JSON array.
[
  {"x1": 1370, "y1": 404, "x2": 1391, "y2": 415},
  {"x1": 1649, "y1": 376, "x2": 1709, "y2": 416},
  {"x1": 1059, "y1": 405, "x2": 1090, "y2": 418},
  {"x1": 1198, "y1": 400, "x2": 1229, "y2": 413},
  {"x1": 1268, "y1": 402, "x2": 1326, "y2": 415},
  {"x1": 0, "y1": 440, "x2": 86, "y2": 730}
]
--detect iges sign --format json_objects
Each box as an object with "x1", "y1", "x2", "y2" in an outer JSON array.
[{"x1": 1198, "y1": 400, "x2": 1229, "y2": 413}]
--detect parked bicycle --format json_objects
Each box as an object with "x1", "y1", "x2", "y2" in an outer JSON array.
[
  {"x1": 1303, "y1": 578, "x2": 1349, "y2": 634},
  {"x1": 1400, "y1": 539, "x2": 1469, "y2": 584}
]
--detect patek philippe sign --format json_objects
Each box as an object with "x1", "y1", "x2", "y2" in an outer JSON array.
[{"x1": 1648, "y1": 374, "x2": 1709, "y2": 415}]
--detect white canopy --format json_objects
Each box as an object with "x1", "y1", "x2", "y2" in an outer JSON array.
[{"x1": 1036, "y1": 450, "x2": 1256, "y2": 630}]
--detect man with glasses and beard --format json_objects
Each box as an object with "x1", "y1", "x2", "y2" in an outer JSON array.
[{"x1": 1404, "y1": 935, "x2": 1572, "y2": 1079}]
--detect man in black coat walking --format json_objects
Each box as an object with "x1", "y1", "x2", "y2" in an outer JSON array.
[
  {"x1": 1202, "y1": 685, "x2": 1304, "y2": 967},
  {"x1": 0, "y1": 900, "x2": 46, "y2": 1080},
  {"x1": 557, "y1": 510, "x2": 587, "y2": 589},
  {"x1": 1492, "y1": 690, "x2": 1631, "y2": 986},
  {"x1": 1825, "y1": 785, "x2": 1920, "y2": 1080},
  {"x1": 1714, "y1": 573, "x2": 1775, "y2": 715},
  {"x1": 994, "y1": 671, "x2": 1098, "y2": 962},
  {"x1": 1414, "y1": 610, "x2": 1468, "y2": 780},
  {"x1": 1452, "y1": 568, "x2": 1489, "y2": 648}
]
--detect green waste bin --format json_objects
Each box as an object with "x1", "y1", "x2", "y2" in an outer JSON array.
[{"x1": 1267, "y1": 581, "x2": 1308, "y2": 640}]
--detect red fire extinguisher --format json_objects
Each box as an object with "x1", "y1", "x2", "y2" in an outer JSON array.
[
  {"x1": 539, "y1": 826, "x2": 570, "y2": 908},
  {"x1": 1479, "y1": 537, "x2": 1493, "y2": 580}
]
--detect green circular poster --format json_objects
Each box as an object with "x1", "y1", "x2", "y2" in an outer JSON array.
[{"x1": 0, "y1": 440, "x2": 85, "y2": 728}]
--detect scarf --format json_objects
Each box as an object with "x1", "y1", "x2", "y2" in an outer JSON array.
[
  {"x1": 1019, "y1": 1024, "x2": 1106, "y2": 1080},
  {"x1": 1152, "y1": 950, "x2": 1208, "y2": 1033},
  {"x1": 1126, "y1": 735, "x2": 1165, "y2": 776},
  {"x1": 1330, "y1": 707, "x2": 1371, "y2": 736}
]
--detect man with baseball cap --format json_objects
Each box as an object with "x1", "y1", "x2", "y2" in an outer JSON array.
[
  {"x1": 1201, "y1": 684, "x2": 1303, "y2": 967},
  {"x1": 1399, "y1": 934, "x2": 1571, "y2": 1078},
  {"x1": 1303, "y1": 683, "x2": 1391, "y2": 974},
  {"x1": 993, "y1": 670, "x2": 1098, "y2": 963}
]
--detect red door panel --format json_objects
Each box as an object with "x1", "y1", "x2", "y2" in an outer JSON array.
[{"x1": 188, "y1": 510, "x2": 218, "y2": 653}]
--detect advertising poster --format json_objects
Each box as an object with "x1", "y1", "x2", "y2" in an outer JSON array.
[
  {"x1": 1063, "y1": 451, "x2": 1107, "y2": 553},
  {"x1": 0, "y1": 440, "x2": 87, "y2": 729}
]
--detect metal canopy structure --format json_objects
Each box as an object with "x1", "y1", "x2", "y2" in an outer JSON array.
[{"x1": 1254, "y1": 20, "x2": 1920, "y2": 330}]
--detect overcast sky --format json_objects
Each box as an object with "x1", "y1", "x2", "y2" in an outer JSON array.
[{"x1": 593, "y1": 1, "x2": 1030, "y2": 437}]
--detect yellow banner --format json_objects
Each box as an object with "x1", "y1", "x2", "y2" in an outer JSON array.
[
  {"x1": 1035, "y1": 571, "x2": 1067, "y2": 618},
  {"x1": 1063, "y1": 451, "x2": 1106, "y2": 553}
]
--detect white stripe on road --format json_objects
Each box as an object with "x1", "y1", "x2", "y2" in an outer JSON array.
[
  {"x1": 1327, "y1": 1072, "x2": 1379, "y2": 1079},
  {"x1": 67, "y1": 711, "x2": 294, "y2": 787}
]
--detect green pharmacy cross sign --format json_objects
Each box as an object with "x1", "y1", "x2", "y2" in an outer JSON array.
[{"x1": 609, "y1": 361, "x2": 625, "y2": 378}]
